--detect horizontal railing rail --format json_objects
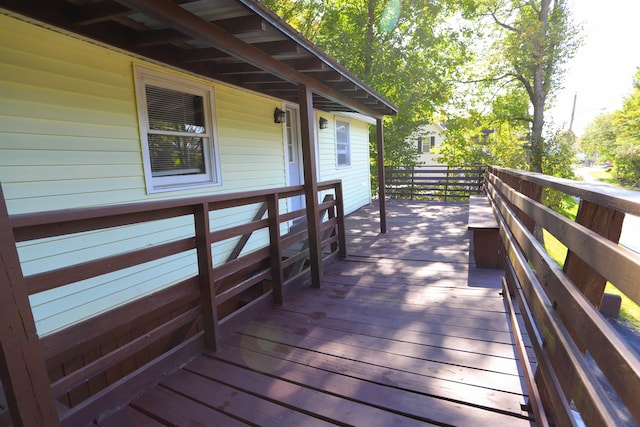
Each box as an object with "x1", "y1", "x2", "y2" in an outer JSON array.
[
  {"x1": 0, "y1": 180, "x2": 345, "y2": 427},
  {"x1": 385, "y1": 165, "x2": 485, "y2": 201},
  {"x1": 486, "y1": 166, "x2": 640, "y2": 427}
]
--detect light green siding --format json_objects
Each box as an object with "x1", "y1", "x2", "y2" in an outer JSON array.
[
  {"x1": 0, "y1": 14, "x2": 374, "y2": 335},
  {"x1": 317, "y1": 114, "x2": 372, "y2": 214},
  {"x1": 0, "y1": 15, "x2": 287, "y2": 335}
]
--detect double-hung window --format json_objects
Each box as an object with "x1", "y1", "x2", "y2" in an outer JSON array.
[
  {"x1": 336, "y1": 120, "x2": 351, "y2": 167},
  {"x1": 134, "y1": 66, "x2": 220, "y2": 192}
]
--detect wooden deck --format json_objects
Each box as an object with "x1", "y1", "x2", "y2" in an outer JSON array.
[{"x1": 98, "y1": 201, "x2": 533, "y2": 426}]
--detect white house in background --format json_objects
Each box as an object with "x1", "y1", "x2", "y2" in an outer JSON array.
[
  {"x1": 0, "y1": 1, "x2": 396, "y2": 336},
  {"x1": 415, "y1": 122, "x2": 447, "y2": 165}
]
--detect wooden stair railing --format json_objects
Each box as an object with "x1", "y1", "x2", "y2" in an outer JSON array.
[
  {"x1": 0, "y1": 180, "x2": 345, "y2": 427},
  {"x1": 486, "y1": 166, "x2": 640, "y2": 427},
  {"x1": 385, "y1": 165, "x2": 485, "y2": 201}
]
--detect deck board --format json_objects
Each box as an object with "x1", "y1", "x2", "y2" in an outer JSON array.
[{"x1": 99, "y1": 201, "x2": 534, "y2": 426}]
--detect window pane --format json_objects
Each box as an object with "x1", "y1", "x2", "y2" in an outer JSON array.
[
  {"x1": 148, "y1": 134, "x2": 205, "y2": 176},
  {"x1": 146, "y1": 85, "x2": 205, "y2": 134},
  {"x1": 336, "y1": 121, "x2": 350, "y2": 166}
]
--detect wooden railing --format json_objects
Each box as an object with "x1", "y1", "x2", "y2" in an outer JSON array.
[
  {"x1": 0, "y1": 180, "x2": 345, "y2": 427},
  {"x1": 486, "y1": 166, "x2": 640, "y2": 427},
  {"x1": 385, "y1": 165, "x2": 485, "y2": 201}
]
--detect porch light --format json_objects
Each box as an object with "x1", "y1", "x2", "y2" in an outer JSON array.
[
  {"x1": 274, "y1": 107, "x2": 286, "y2": 123},
  {"x1": 319, "y1": 117, "x2": 329, "y2": 129}
]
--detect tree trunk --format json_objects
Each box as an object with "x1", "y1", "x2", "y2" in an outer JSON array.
[
  {"x1": 364, "y1": 0, "x2": 375, "y2": 76},
  {"x1": 530, "y1": 0, "x2": 551, "y2": 173}
]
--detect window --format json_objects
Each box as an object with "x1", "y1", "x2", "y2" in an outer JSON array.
[
  {"x1": 430, "y1": 136, "x2": 436, "y2": 150},
  {"x1": 134, "y1": 66, "x2": 220, "y2": 192},
  {"x1": 336, "y1": 120, "x2": 350, "y2": 167}
]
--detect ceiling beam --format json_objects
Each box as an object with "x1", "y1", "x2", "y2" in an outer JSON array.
[
  {"x1": 181, "y1": 47, "x2": 230, "y2": 62},
  {"x1": 252, "y1": 40, "x2": 306, "y2": 57}
]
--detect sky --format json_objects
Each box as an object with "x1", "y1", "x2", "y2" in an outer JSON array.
[{"x1": 548, "y1": 0, "x2": 640, "y2": 136}]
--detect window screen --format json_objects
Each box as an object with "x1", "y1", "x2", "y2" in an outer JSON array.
[
  {"x1": 145, "y1": 85, "x2": 206, "y2": 177},
  {"x1": 336, "y1": 121, "x2": 350, "y2": 167}
]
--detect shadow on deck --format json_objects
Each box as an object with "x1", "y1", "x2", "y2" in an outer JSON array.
[{"x1": 97, "y1": 200, "x2": 531, "y2": 426}]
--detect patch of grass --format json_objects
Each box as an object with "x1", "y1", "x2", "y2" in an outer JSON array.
[
  {"x1": 589, "y1": 168, "x2": 639, "y2": 190},
  {"x1": 543, "y1": 229, "x2": 568, "y2": 267},
  {"x1": 542, "y1": 195, "x2": 640, "y2": 331},
  {"x1": 604, "y1": 284, "x2": 640, "y2": 331},
  {"x1": 589, "y1": 168, "x2": 619, "y2": 185}
]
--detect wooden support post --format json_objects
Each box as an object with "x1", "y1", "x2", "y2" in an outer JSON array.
[
  {"x1": 376, "y1": 118, "x2": 387, "y2": 233},
  {"x1": 267, "y1": 194, "x2": 284, "y2": 305},
  {"x1": 563, "y1": 200, "x2": 625, "y2": 308},
  {"x1": 193, "y1": 203, "x2": 219, "y2": 352},
  {"x1": 0, "y1": 186, "x2": 60, "y2": 427},
  {"x1": 298, "y1": 84, "x2": 323, "y2": 288}
]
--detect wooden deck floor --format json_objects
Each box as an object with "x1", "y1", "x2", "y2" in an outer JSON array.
[{"x1": 99, "y1": 201, "x2": 533, "y2": 426}]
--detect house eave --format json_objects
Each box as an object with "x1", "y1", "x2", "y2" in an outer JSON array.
[{"x1": 1, "y1": 0, "x2": 397, "y2": 118}]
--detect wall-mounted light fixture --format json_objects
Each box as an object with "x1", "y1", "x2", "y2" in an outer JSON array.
[
  {"x1": 319, "y1": 117, "x2": 329, "y2": 129},
  {"x1": 274, "y1": 107, "x2": 286, "y2": 124}
]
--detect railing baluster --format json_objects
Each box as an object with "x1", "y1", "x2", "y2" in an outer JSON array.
[
  {"x1": 226, "y1": 202, "x2": 268, "y2": 262},
  {"x1": 267, "y1": 193, "x2": 284, "y2": 305},
  {"x1": 335, "y1": 182, "x2": 347, "y2": 258}
]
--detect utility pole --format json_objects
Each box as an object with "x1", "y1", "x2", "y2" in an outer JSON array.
[{"x1": 568, "y1": 92, "x2": 577, "y2": 134}]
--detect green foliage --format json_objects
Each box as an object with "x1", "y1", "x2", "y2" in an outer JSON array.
[
  {"x1": 263, "y1": 0, "x2": 471, "y2": 172},
  {"x1": 614, "y1": 138, "x2": 640, "y2": 187},
  {"x1": 579, "y1": 113, "x2": 617, "y2": 162},
  {"x1": 539, "y1": 128, "x2": 576, "y2": 211},
  {"x1": 580, "y1": 69, "x2": 640, "y2": 188},
  {"x1": 450, "y1": 0, "x2": 581, "y2": 172}
]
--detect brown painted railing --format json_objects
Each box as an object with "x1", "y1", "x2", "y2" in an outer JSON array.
[
  {"x1": 0, "y1": 180, "x2": 345, "y2": 427},
  {"x1": 385, "y1": 165, "x2": 485, "y2": 201},
  {"x1": 486, "y1": 166, "x2": 640, "y2": 427}
]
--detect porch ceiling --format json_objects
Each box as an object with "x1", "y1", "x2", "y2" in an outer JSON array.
[{"x1": 1, "y1": 0, "x2": 398, "y2": 118}]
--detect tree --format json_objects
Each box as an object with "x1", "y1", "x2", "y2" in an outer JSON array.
[
  {"x1": 263, "y1": 0, "x2": 472, "y2": 171},
  {"x1": 579, "y1": 69, "x2": 640, "y2": 187},
  {"x1": 578, "y1": 112, "x2": 617, "y2": 163},
  {"x1": 451, "y1": 0, "x2": 581, "y2": 173},
  {"x1": 612, "y1": 69, "x2": 640, "y2": 186}
]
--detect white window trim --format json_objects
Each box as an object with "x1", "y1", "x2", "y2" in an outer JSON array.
[
  {"x1": 134, "y1": 65, "x2": 221, "y2": 193},
  {"x1": 335, "y1": 119, "x2": 351, "y2": 168}
]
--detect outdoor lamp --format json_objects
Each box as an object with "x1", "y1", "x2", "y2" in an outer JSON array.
[{"x1": 274, "y1": 107, "x2": 286, "y2": 123}]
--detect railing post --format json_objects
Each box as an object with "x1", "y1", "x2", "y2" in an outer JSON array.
[
  {"x1": 563, "y1": 200, "x2": 625, "y2": 308},
  {"x1": 445, "y1": 165, "x2": 450, "y2": 202},
  {"x1": 267, "y1": 193, "x2": 284, "y2": 305},
  {"x1": 410, "y1": 167, "x2": 415, "y2": 200},
  {"x1": 376, "y1": 118, "x2": 387, "y2": 233},
  {"x1": 0, "y1": 186, "x2": 60, "y2": 427},
  {"x1": 193, "y1": 202, "x2": 219, "y2": 352},
  {"x1": 335, "y1": 181, "x2": 347, "y2": 258}
]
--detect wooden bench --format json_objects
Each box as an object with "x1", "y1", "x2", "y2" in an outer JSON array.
[{"x1": 468, "y1": 194, "x2": 505, "y2": 269}]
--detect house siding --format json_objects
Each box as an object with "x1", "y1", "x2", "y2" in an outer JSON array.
[
  {"x1": 0, "y1": 14, "x2": 374, "y2": 335},
  {"x1": 317, "y1": 114, "x2": 372, "y2": 214},
  {"x1": 416, "y1": 123, "x2": 446, "y2": 166}
]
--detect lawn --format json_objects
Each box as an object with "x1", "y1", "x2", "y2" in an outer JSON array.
[
  {"x1": 588, "y1": 168, "x2": 619, "y2": 185},
  {"x1": 589, "y1": 167, "x2": 639, "y2": 190},
  {"x1": 542, "y1": 195, "x2": 640, "y2": 331}
]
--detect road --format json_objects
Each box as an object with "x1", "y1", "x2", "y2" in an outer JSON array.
[{"x1": 575, "y1": 167, "x2": 640, "y2": 254}]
